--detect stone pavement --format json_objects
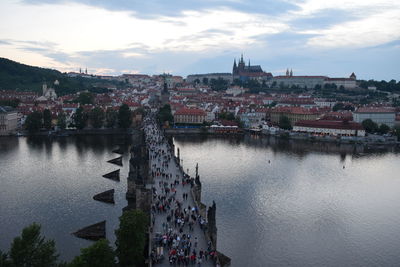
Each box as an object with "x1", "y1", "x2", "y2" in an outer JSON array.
[{"x1": 144, "y1": 117, "x2": 216, "y2": 266}]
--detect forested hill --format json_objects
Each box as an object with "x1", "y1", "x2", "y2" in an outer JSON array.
[{"x1": 0, "y1": 57, "x2": 123, "y2": 95}]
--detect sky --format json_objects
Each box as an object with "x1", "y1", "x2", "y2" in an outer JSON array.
[{"x1": 0, "y1": 0, "x2": 399, "y2": 80}]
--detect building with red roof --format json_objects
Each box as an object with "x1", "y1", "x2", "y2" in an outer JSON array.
[
  {"x1": 293, "y1": 120, "x2": 365, "y2": 137},
  {"x1": 268, "y1": 106, "x2": 322, "y2": 125},
  {"x1": 174, "y1": 108, "x2": 206, "y2": 124},
  {"x1": 353, "y1": 107, "x2": 396, "y2": 127}
]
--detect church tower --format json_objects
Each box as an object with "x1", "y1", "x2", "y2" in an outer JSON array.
[
  {"x1": 233, "y1": 59, "x2": 237, "y2": 75},
  {"x1": 42, "y1": 82, "x2": 47, "y2": 96},
  {"x1": 238, "y1": 53, "x2": 245, "y2": 72}
]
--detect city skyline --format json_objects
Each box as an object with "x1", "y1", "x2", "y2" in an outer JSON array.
[{"x1": 0, "y1": 0, "x2": 399, "y2": 80}]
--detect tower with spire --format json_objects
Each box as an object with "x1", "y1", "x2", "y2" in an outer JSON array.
[{"x1": 232, "y1": 53, "x2": 272, "y2": 81}]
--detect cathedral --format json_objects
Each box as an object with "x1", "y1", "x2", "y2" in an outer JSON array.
[{"x1": 232, "y1": 54, "x2": 272, "y2": 81}]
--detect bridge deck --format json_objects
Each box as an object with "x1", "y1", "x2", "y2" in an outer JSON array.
[{"x1": 145, "y1": 120, "x2": 215, "y2": 266}]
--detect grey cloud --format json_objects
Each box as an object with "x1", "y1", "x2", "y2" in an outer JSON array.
[{"x1": 22, "y1": 0, "x2": 299, "y2": 19}]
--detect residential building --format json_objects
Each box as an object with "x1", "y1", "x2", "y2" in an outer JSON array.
[
  {"x1": 293, "y1": 120, "x2": 365, "y2": 137},
  {"x1": 268, "y1": 106, "x2": 321, "y2": 125},
  {"x1": 353, "y1": 107, "x2": 396, "y2": 127},
  {"x1": 174, "y1": 108, "x2": 206, "y2": 124},
  {"x1": 271, "y1": 75, "x2": 327, "y2": 89},
  {"x1": 0, "y1": 106, "x2": 18, "y2": 135},
  {"x1": 276, "y1": 98, "x2": 317, "y2": 108}
]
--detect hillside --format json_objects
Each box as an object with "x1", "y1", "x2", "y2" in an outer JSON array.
[{"x1": 0, "y1": 57, "x2": 124, "y2": 95}]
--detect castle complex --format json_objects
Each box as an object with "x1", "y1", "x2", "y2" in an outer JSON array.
[
  {"x1": 187, "y1": 54, "x2": 357, "y2": 89},
  {"x1": 232, "y1": 54, "x2": 272, "y2": 81}
]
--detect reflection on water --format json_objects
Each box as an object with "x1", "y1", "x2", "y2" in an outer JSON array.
[
  {"x1": 0, "y1": 135, "x2": 133, "y2": 261},
  {"x1": 174, "y1": 135, "x2": 400, "y2": 267}
]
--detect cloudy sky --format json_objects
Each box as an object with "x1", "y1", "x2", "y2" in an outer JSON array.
[{"x1": 0, "y1": 0, "x2": 399, "y2": 80}]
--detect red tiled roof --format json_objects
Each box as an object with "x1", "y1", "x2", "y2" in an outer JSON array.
[
  {"x1": 355, "y1": 107, "x2": 396, "y2": 113},
  {"x1": 219, "y1": 119, "x2": 239, "y2": 126},
  {"x1": 295, "y1": 120, "x2": 364, "y2": 130},
  {"x1": 270, "y1": 106, "x2": 321, "y2": 115},
  {"x1": 274, "y1": 75, "x2": 328, "y2": 79},
  {"x1": 325, "y1": 78, "x2": 354, "y2": 81},
  {"x1": 175, "y1": 108, "x2": 206, "y2": 116}
]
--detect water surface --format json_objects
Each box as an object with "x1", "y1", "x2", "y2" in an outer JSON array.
[
  {"x1": 0, "y1": 135, "x2": 132, "y2": 261},
  {"x1": 174, "y1": 135, "x2": 400, "y2": 267}
]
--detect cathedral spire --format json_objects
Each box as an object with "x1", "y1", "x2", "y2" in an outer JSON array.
[
  {"x1": 286, "y1": 68, "x2": 289, "y2": 76},
  {"x1": 248, "y1": 59, "x2": 250, "y2": 67},
  {"x1": 290, "y1": 69, "x2": 293, "y2": 76},
  {"x1": 240, "y1": 53, "x2": 244, "y2": 63}
]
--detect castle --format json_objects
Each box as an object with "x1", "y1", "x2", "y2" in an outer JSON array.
[{"x1": 232, "y1": 54, "x2": 272, "y2": 81}]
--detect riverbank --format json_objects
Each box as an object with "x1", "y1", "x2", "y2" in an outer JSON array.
[
  {"x1": 5, "y1": 128, "x2": 139, "y2": 137},
  {"x1": 165, "y1": 127, "x2": 399, "y2": 147}
]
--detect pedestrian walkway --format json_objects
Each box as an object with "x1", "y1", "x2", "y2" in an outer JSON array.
[{"x1": 144, "y1": 115, "x2": 216, "y2": 266}]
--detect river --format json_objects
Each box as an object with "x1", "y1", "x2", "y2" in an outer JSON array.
[
  {"x1": 0, "y1": 135, "x2": 133, "y2": 261},
  {"x1": 1, "y1": 135, "x2": 400, "y2": 266},
  {"x1": 173, "y1": 135, "x2": 400, "y2": 267}
]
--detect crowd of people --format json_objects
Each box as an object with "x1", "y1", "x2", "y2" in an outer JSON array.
[{"x1": 143, "y1": 115, "x2": 219, "y2": 266}]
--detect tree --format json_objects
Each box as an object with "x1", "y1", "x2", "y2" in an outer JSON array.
[
  {"x1": 115, "y1": 210, "x2": 148, "y2": 267},
  {"x1": 118, "y1": 104, "x2": 132, "y2": 129},
  {"x1": 69, "y1": 239, "x2": 115, "y2": 267},
  {"x1": 202, "y1": 77, "x2": 208, "y2": 85},
  {"x1": 157, "y1": 104, "x2": 173, "y2": 125},
  {"x1": 278, "y1": 115, "x2": 292, "y2": 130},
  {"x1": 9, "y1": 223, "x2": 58, "y2": 267},
  {"x1": 210, "y1": 77, "x2": 228, "y2": 91},
  {"x1": 362, "y1": 119, "x2": 378, "y2": 133},
  {"x1": 57, "y1": 112, "x2": 67, "y2": 130},
  {"x1": 73, "y1": 107, "x2": 88, "y2": 130},
  {"x1": 0, "y1": 98, "x2": 20, "y2": 108},
  {"x1": 332, "y1": 103, "x2": 344, "y2": 111},
  {"x1": 0, "y1": 250, "x2": 11, "y2": 267},
  {"x1": 105, "y1": 108, "x2": 118, "y2": 128},
  {"x1": 75, "y1": 92, "x2": 94, "y2": 105},
  {"x1": 378, "y1": 124, "x2": 390, "y2": 135},
  {"x1": 43, "y1": 109, "x2": 52, "y2": 130},
  {"x1": 219, "y1": 112, "x2": 235, "y2": 121},
  {"x1": 393, "y1": 125, "x2": 400, "y2": 141},
  {"x1": 25, "y1": 111, "x2": 43, "y2": 133},
  {"x1": 89, "y1": 107, "x2": 105, "y2": 129}
]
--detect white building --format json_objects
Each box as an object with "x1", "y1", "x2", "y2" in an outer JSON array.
[
  {"x1": 270, "y1": 72, "x2": 357, "y2": 89},
  {"x1": 0, "y1": 106, "x2": 19, "y2": 135},
  {"x1": 353, "y1": 107, "x2": 396, "y2": 127},
  {"x1": 293, "y1": 120, "x2": 365, "y2": 137},
  {"x1": 271, "y1": 75, "x2": 327, "y2": 89},
  {"x1": 324, "y1": 73, "x2": 357, "y2": 89},
  {"x1": 226, "y1": 86, "x2": 245, "y2": 96},
  {"x1": 186, "y1": 73, "x2": 233, "y2": 84},
  {"x1": 314, "y1": 98, "x2": 337, "y2": 108}
]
